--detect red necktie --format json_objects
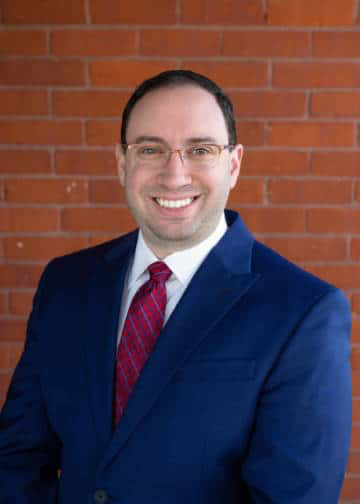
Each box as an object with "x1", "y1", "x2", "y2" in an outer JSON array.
[{"x1": 113, "y1": 261, "x2": 172, "y2": 425}]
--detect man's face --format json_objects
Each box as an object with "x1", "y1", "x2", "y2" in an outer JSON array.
[{"x1": 117, "y1": 85, "x2": 243, "y2": 258}]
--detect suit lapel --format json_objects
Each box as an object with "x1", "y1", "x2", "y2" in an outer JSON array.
[
  {"x1": 100, "y1": 211, "x2": 260, "y2": 469},
  {"x1": 84, "y1": 233, "x2": 136, "y2": 452}
]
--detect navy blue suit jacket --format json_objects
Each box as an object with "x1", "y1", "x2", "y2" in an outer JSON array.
[{"x1": 0, "y1": 210, "x2": 352, "y2": 503}]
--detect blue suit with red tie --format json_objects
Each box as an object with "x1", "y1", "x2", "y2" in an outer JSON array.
[{"x1": 0, "y1": 210, "x2": 352, "y2": 503}]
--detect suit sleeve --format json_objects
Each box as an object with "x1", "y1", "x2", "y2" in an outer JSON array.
[
  {"x1": 0, "y1": 266, "x2": 60, "y2": 504},
  {"x1": 241, "y1": 287, "x2": 352, "y2": 504}
]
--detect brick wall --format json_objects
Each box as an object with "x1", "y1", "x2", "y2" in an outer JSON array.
[{"x1": 0, "y1": 0, "x2": 359, "y2": 500}]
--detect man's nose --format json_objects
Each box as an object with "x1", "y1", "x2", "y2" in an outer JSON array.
[
  {"x1": 168, "y1": 149, "x2": 184, "y2": 165},
  {"x1": 157, "y1": 150, "x2": 192, "y2": 187}
]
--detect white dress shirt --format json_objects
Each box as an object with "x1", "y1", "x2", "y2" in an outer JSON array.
[{"x1": 116, "y1": 213, "x2": 227, "y2": 346}]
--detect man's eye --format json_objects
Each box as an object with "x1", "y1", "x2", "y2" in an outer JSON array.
[
  {"x1": 187, "y1": 145, "x2": 213, "y2": 157},
  {"x1": 139, "y1": 145, "x2": 163, "y2": 156}
]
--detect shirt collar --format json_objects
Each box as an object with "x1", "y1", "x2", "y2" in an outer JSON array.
[{"x1": 128, "y1": 214, "x2": 227, "y2": 289}]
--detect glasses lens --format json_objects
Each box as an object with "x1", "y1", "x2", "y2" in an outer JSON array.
[
  {"x1": 132, "y1": 144, "x2": 166, "y2": 163},
  {"x1": 184, "y1": 144, "x2": 219, "y2": 164},
  {"x1": 128, "y1": 144, "x2": 167, "y2": 163}
]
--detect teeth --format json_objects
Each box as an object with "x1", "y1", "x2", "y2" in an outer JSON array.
[{"x1": 156, "y1": 197, "x2": 194, "y2": 208}]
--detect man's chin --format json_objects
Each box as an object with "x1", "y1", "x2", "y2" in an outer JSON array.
[
  {"x1": 144, "y1": 224, "x2": 203, "y2": 252},
  {"x1": 152, "y1": 230, "x2": 197, "y2": 246}
]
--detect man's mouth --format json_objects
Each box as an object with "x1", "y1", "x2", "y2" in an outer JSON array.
[{"x1": 154, "y1": 197, "x2": 197, "y2": 208}]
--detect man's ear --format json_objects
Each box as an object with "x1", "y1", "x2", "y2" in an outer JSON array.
[
  {"x1": 115, "y1": 144, "x2": 126, "y2": 186},
  {"x1": 229, "y1": 144, "x2": 243, "y2": 189}
]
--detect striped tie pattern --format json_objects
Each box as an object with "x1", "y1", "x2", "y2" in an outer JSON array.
[{"x1": 113, "y1": 261, "x2": 172, "y2": 425}]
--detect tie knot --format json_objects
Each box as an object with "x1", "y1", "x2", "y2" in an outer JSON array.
[{"x1": 148, "y1": 261, "x2": 172, "y2": 284}]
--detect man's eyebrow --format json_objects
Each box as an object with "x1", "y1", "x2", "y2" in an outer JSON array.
[
  {"x1": 131, "y1": 135, "x2": 164, "y2": 144},
  {"x1": 186, "y1": 137, "x2": 218, "y2": 144},
  {"x1": 129, "y1": 135, "x2": 219, "y2": 145}
]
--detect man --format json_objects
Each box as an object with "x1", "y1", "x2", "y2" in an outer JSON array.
[{"x1": 0, "y1": 70, "x2": 352, "y2": 503}]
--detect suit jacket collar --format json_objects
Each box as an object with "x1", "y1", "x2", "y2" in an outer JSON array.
[
  {"x1": 84, "y1": 210, "x2": 259, "y2": 469},
  {"x1": 104, "y1": 209, "x2": 253, "y2": 273}
]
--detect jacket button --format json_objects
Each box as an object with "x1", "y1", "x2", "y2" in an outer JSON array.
[{"x1": 93, "y1": 489, "x2": 108, "y2": 504}]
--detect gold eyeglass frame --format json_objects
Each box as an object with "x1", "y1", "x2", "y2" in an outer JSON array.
[{"x1": 121, "y1": 143, "x2": 234, "y2": 166}]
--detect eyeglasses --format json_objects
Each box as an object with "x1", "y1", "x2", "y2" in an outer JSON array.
[{"x1": 122, "y1": 143, "x2": 234, "y2": 167}]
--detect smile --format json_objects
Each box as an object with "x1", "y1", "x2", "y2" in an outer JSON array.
[{"x1": 155, "y1": 197, "x2": 196, "y2": 208}]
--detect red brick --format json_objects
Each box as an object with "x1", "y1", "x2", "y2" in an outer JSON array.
[
  {"x1": 353, "y1": 293, "x2": 360, "y2": 315},
  {"x1": 0, "y1": 181, "x2": 5, "y2": 203},
  {"x1": 347, "y1": 452, "x2": 360, "y2": 474},
  {"x1": 55, "y1": 150, "x2": 116, "y2": 176},
  {"x1": 231, "y1": 91, "x2": 306, "y2": 118},
  {"x1": 312, "y1": 92, "x2": 360, "y2": 117},
  {"x1": 350, "y1": 425, "x2": 360, "y2": 449},
  {"x1": 314, "y1": 31, "x2": 360, "y2": 57},
  {"x1": 86, "y1": 120, "x2": 120, "y2": 146},
  {"x1": 311, "y1": 152, "x2": 360, "y2": 176},
  {"x1": 140, "y1": 30, "x2": 221, "y2": 57},
  {"x1": 0, "y1": 60, "x2": 85, "y2": 86},
  {"x1": 0, "y1": 373, "x2": 12, "y2": 401},
  {"x1": 5, "y1": 208, "x2": 59, "y2": 232},
  {"x1": 227, "y1": 179, "x2": 264, "y2": 206},
  {"x1": 9, "y1": 291, "x2": 34, "y2": 316},
  {"x1": 89, "y1": 179, "x2": 125, "y2": 204},
  {"x1": 352, "y1": 238, "x2": 360, "y2": 260},
  {"x1": 2, "y1": 0, "x2": 85, "y2": 24},
  {"x1": 53, "y1": 91, "x2": 128, "y2": 118},
  {"x1": 264, "y1": 237, "x2": 347, "y2": 263},
  {"x1": 341, "y1": 475, "x2": 360, "y2": 500},
  {"x1": 223, "y1": 31, "x2": 310, "y2": 57},
  {"x1": 0, "y1": 90, "x2": 48, "y2": 116},
  {"x1": 181, "y1": 0, "x2": 264, "y2": 24},
  {"x1": 0, "y1": 265, "x2": 43, "y2": 288},
  {"x1": 52, "y1": 30, "x2": 136, "y2": 57},
  {"x1": 181, "y1": 61, "x2": 268, "y2": 88},
  {"x1": 89, "y1": 234, "x2": 119, "y2": 246},
  {"x1": 0, "y1": 320, "x2": 27, "y2": 342},
  {"x1": 9, "y1": 342, "x2": 24, "y2": 368},
  {"x1": 62, "y1": 207, "x2": 136, "y2": 233},
  {"x1": 0, "y1": 150, "x2": 50, "y2": 174},
  {"x1": 308, "y1": 208, "x2": 360, "y2": 233},
  {"x1": 90, "y1": 60, "x2": 177, "y2": 88},
  {"x1": 241, "y1": 207, "x2": 305, "y2": 233},
  {"x1": 0, "y1": 120, "x2": 82, "y2": 145},
  {"x1": 351, "y1": 347, "x2": 360, "y2": 371},
  {"x1": 0, "y1": 203, "x2": 13, "y2": 223},
  {"x1": 0, "y1": 181, "x2": 5, "y2": 201},
  {"x1": 0, "y1": 292, "x2": 7, "y2": 315},
  {"x1": 0, "y1": 208, "x2": 10, "y2": 231},
  {"x1": 353, "y1": 371, "x2": 360, "y2": 395},
  {"x1": 5, "y1": 178, "x2": 88, "y2": 204},
  {"x1": 273, "y1": 62, "x2": 359, "y2": 88},
  {"x1": 352, "y1": 320, "x2": 360, "y2": 344},
  {"x1": 236, "y1": 122, "x2": 264, "y2": 147},
  {"x1": 268, "y1": 122, "x2": 354, "y2": 148},
  {"x1": 306, "y1": 265, "x2": 360, "y2": 289},
  {"x1": 0, "y1": 30, "x2": 47, "y2": 56},
  {"x1": 90, "y1": 0, "x2": 176, "y2": 24},
  {"x1": 0, "y1": 207, "x2": 58, "y2": 233},
  {"x1": 242, "y1": 150, "x2": 308, "y2": 176},
  {"x1": 356, "y1": 181, "x2": 360, "y2": 202},
  {"x1": 269, "y1": 179, "x2": 352, "y2": 204},
  {"x1": 0, "y1": 343, "x2": 10, "y2": 369},
  {"x1": 4, "y1": 236, "x2": 88, "y2": 261},
  {"x1": 268, "y1": 0, "x2": 356, "y2": 26}
]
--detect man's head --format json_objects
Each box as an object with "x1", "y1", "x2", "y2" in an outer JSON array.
[
  {"x1": 117, "y1": 70, "x2": 243, "y2": 258},
  {"x1": 121, "y1": 70, "x2": 237, "y2": 148}
]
